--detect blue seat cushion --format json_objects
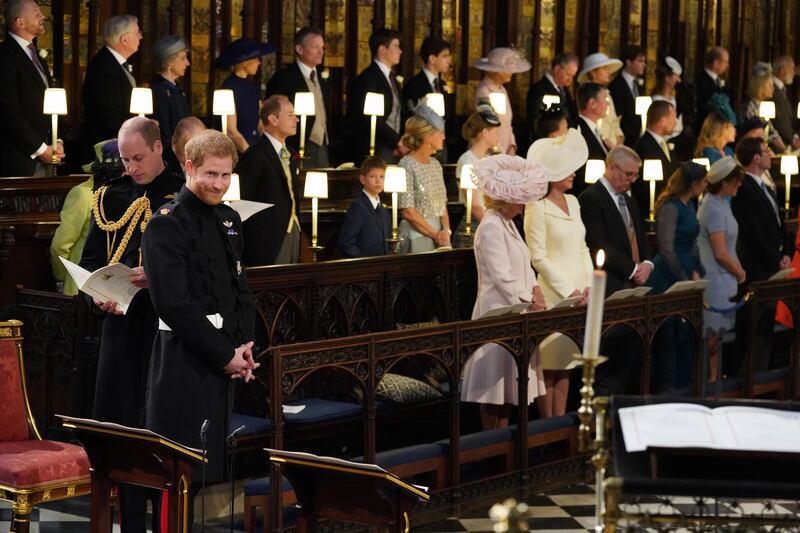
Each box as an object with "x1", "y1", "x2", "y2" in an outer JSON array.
[
  {"x1": 230, "y1": 413, "x2": 272, "y2": 438},
  {"x1": 435, "y1": 427, "x2": 513, "y2": 452},
  {"x1": 351, "y1": 443, "x2": 443, "y2": 468},
  {"x1": 284, "y1": 398, "x2": 362, "y2": 426},
  {"x1": 243, "y1": 476, "x2": 293, "y2": 496},
  {"x1": 755, "y1": 367, "x2": 789, "y2": 384},
  {"x1": 524, "y1": 414, "x2": 575, "y2": 435}
]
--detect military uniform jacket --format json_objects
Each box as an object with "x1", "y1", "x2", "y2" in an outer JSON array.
[
  {"x1": 79, "y1": 168, "x2": 183, "y2": 427},
  {"x1": 142, "y1": 185, "x2": 256, "y2": 481}
]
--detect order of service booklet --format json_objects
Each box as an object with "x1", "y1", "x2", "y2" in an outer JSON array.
[
  {"x1": 59, "y1": 257, "x2": 141, "y2": 314},
  {"x1": 618, "y1": 402, "x2": 800, "y2": 454}
]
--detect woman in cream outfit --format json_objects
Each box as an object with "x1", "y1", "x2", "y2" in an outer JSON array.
[
  {"x1": 525, "y1": 129, "x2": 592, "y2": 418},
  {"x1": 461, "y1": 155, "x2": 549, "y2": 430}
]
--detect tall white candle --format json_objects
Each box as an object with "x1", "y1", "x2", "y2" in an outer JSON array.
[
  {"x1": 583, "y1": 250, "x2": 607, "y2": 359},
  {"x1": 51, "y1": 115, "x2": 58, "y2": 162},
  {"x1": 649, "y1": 180, "x2": 656, "y2": 221},
  {"x1": 465, "y1": 188, "x2": 473, "y2": 228}
]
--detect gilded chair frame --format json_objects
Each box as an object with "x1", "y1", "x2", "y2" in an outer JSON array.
[{"x1": 0, "y1": 320, "x2": 91, "y2": 533}]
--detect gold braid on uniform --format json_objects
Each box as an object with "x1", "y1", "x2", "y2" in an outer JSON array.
[{"x1": 91, "y1": 185, "x2": 153, "y2": 264}]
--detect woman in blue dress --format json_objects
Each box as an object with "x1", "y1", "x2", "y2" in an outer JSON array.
[
  {"x1": 212, "y1": 38, "x2": 277, "y2": 153},
  {"x1": 151, "y1": 36, "x2": 191, "y2": 174},
  {"x1": 697, "y1": 157, "x2": 746, "y2": 382},
  {"x1": 694, "y1": 112, "x2": 735, "y2": 164},
  {"x1": 650, "y1": 162, "x2": 707, "y2": 392}
]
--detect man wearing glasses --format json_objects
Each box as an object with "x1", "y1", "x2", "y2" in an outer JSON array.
[
  {"x1": 579, "y1": 146, "x2": 652, "y2": 395},
  {"x1": 80, "y1": 14, "x2": 142, "y2": 163}
]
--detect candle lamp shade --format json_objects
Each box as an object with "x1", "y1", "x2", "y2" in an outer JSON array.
[
  {"x1": 212, "y1": 90, "x2": 236, "y2": 116},
  {"x1": 384, "y1": 165, "x2": 407, "y2": 193},
  {"x1": 488, "y1": 92, "x2": 507, "y2": 115},
  {"x1": 759, "y1": 101, "x2": 776, "y2": 120},
  {"x1": 542, "y1": 94, "x2": 561, "y2": 109},
  {"x1": 363, "y1": 92, "x2": 385, "y2": 116},
  {"x1": 634, "y1": 96, "x2": 652, "y2": 116},
  {"x1": 459, "y1": 164, "x2": 477, "y2": 190},
  {"x1": 424, "y1": 93, "x2": 446, "y2": 117},
  {"x1": 692, "y1": 158, "x2": 711, "y2": 170},
  {"x1": 781, "y1": 155, "x2": 799, "y2": 175},
  {"x1": 129, "y1": 88, "x2": 153, "y2": 115},
  {"x1": 294, "y1": 92, "x2": 316, "y2": 116},
  {"x1": 222, "y1": 173, "x2": 241, "y2": 202},
  {"x1": 643, "y1": 159, "x2": 663, "y2": 181},
  {"x1": 585, "y1": 159, "x2": 605, "y2": 184},
  {"x1": 43, "y1": 88, "x2": 68, "y2": 115},
  {"x1": 303, "y1": 171, "x2": 328, "y2": 198}
]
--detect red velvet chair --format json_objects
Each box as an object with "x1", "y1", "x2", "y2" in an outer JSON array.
[{"x1": 0, "y1": 320, "x2": 91, "y2": 533}]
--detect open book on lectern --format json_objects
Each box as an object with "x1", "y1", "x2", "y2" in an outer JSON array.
[
  {"x1": 618, "y1": 402, "x2": 800, "y2": 454},
  {"x1": 606, "y1": 286, "x2": 651, "y2": 301},
  {"x1": 266, "y1": 448, "x2": 430, "y2": 500},
  {"x1": 57, "y1": 414, "x2": 204, "y2": 459},
  {"x1": 664, "y1": 279, "x2": 709, "y2": 294}
]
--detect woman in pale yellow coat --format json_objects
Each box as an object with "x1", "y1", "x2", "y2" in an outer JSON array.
[{"x1": 525, "y1": 128, "x2": 592, "y2": 417}]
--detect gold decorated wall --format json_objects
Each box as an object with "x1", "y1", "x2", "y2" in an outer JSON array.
[{"x1": 1, "y1": 0, "x2": 798, "y2": 140}]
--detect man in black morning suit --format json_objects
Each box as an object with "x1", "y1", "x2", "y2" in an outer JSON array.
[
  {"x1": 526, "y1": 52, "x2": 579, "y2": 143},
  {"x1": 609, "y1": 45, "x2": 646, "y2": 148},
  {"x1": 731, "y1": 138, "x2": 794, "y2": 374},
  {"x1": 695, "y1": 46, "x2": 730, "y2": 131},
  {"x1": 579, "y1": 146, "x2": 652, "y2": 395},
  {"x1": 401, "y1": 35, "x2": 453, "y2": 162},
  {"x1": 236, "y1": 95, "x2": 301, "y2": 265},
  {"x1": 80, "y1": 15, "x2": 141, "y2": 163},
  {"x1": 347, "y1": 28, "x2": 404, "y2": 164},
  {"x1": 633, "y1": 100, "x2": 677, "y2": 221},
  {"x1": 265, "y1": 27, "x2": 332, "y2": 168},
  {"x1": 574, "y1": 83, "x2": 609, "y2": 196},
  {"x1": 0, "y1": 0, "x2": 64, "y2": 176}
]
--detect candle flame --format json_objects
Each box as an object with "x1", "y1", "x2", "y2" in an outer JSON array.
[{"x1": 596, "y1": 250, "x2": 605, "y2": 268}]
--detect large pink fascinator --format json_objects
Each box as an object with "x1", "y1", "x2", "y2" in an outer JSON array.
[{"x1": 475, "y1": 155, "x2": 548, "y2": 204}]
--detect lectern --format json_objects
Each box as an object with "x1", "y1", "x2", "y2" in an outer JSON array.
[
  {"x1": 59, "y1": 415, "x2": 205, "y2": 533},
  {"x1": 266, "y1": 448, "x2": 429, "y2": 532}
]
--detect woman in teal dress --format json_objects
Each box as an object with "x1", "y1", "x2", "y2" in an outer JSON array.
[
  {"x1": 695, "y1": 112, "x2": 735, "y2": 164},
  {"x1": 650, "y1": 162, "x2": 708, "y2": 391}
]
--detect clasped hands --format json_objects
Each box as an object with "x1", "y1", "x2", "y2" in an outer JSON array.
[{"x1": 224, "y1": 341, "x2": 259, "y2": 382}]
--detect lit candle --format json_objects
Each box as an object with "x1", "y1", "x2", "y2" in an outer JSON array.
[
  {"x1": 311, "y1": 196, "x2": 318, "y2": 243},
  {"x1": 303, "y1": 171, "x2": 328, "y2": 248},
  {"x1": 582, "y1": 250, "x2": 607, "y2": 360},
  {"x1": 369, "y1": 115, "x2": 377, "y2": 156},
  {"x1": 391, "y1": 191, "x2": 398, "y2": 232},
  {"x1": 383, "y1": 166, "x2": 407, "y2": 242}
]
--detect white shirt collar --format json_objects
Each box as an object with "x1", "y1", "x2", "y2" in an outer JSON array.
[
  {"x1": 296, "y1": 59, "x2": 315, "y2": 80},
  {"x1": 647, "y1": 129, "x2": 666, "y2": 145},
  {"x1": 374, "y1": 60, "x2": 393, "y2": 80},
  {"x1": 264, "y1": 132, "x2": 285, "y2": 158},
  {"x1": 599, "y1": 176, "x2": 619, "y2": 198},
  {"x1": 579, "y1": 114, "x2": 599, "y2": 131},
  {"x1": 106, "y1": 46, "x2": 128, "y2": 66},
  {"x1": 748, "y1": 172, "x2": 766, "y2": 187},
  {"x1": 704, "y1": 67, "x2": 719, "y2": 81},
  {"x1": 363, "y1": 189, "x2": 380, "y2": 209},
  {"x1": 773, "y1": 75, "x2": 785, "y2": 91},
  {"x1": 8, "y1": 32, "x2": 32, "y2": 51},
  {"x1": 422, "y1": 67, "x2": 437, "y2": 89},
  {"x1": 544, "y1": 71, "x2": 559, "y2": 90},
  {"x1": 621, "y1": 70, "x2": 638, "y2": 90}
]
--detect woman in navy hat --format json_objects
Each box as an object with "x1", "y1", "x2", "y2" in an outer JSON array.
[
  {"x1": 213, "y1": 38, "x2": 277, "y2": 153},
  {"x1": 151, "y1": 35, "x2": 191, "y2": 174}
]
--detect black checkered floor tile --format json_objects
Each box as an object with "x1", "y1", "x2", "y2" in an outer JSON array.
[{"x1": 3, "y1": 484, "x2": 799, "y2": 532}]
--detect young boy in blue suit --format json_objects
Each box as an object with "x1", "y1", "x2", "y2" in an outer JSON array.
[{"x1": 338, "y1": 156, "x2": 391, "y2": 257}]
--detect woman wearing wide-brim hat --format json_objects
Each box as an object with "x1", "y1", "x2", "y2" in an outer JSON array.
[
  {"x1": 524, "y1": 128, "x2": 592, "y2": 418},
  {"x1": 213, "y1": 38, "x2": 278, "y2": 153},
  {"x1": 473, "y1": 47, "x2": 531, "y2": 155},
  {"x1": 461, "y1": 154, "x2": 548, "y2": 430},
  {"x1": 577, "y1": 52, "x2": 625, "y2": 149},
  {"x1": 151, "y1": 35, "x2": 191, "y2": 174}
]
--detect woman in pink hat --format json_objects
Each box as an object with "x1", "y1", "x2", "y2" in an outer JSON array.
[
  {"x1": 461, "y1": 154, "x2": 548, "y2": 430},
  {"x1": 473, "y1": 48, "x2": 531, "y2": 155}
]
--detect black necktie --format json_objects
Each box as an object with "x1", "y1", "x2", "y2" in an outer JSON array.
[
  {"x1": 27, "y1": 42, "x2": 48, "y2": 85},
  {"x1": 433, "y1": 77, "x2": 441, "y2": 93},
  {"x1": 309, "y1": 70, "x2": 316, "y2": 86},
  {"x1": 389, "y1": 71, "x2": 400, "y2": 95}
]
